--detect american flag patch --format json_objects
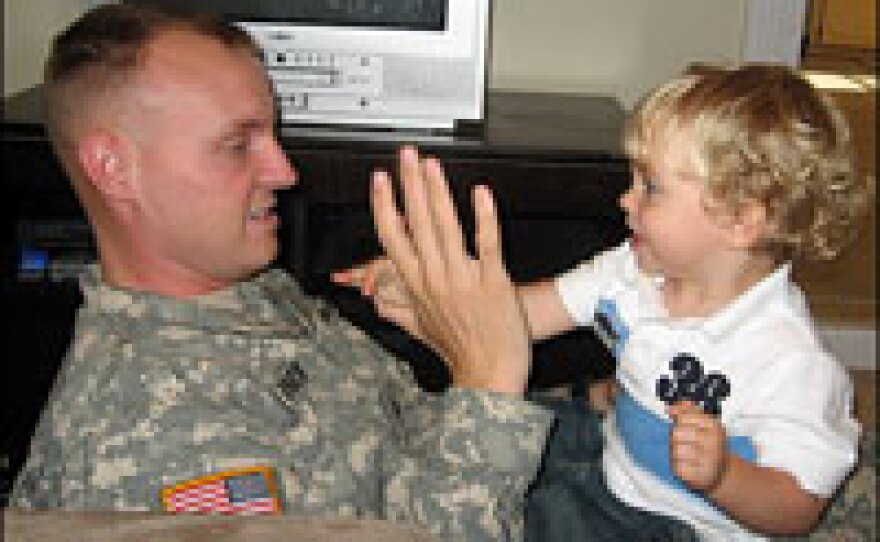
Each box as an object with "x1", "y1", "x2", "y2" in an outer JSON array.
[{"x1": 160, "y1": 466, "x2": 282, "y2": 515}]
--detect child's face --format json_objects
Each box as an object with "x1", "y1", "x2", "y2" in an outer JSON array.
[{"x1": 620, "y1": 133, "x2": 736, "y2": 280}]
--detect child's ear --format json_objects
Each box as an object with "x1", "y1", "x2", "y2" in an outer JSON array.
[
  {"x1": 728, "y1": 200, "x2": 772, "y2": 249},
  {"x1": 76, "y1": 130, "x2": 136, "y2": 202}
]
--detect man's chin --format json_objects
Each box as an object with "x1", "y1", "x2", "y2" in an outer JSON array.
[
  {"x1": 253, "y1": 243, "x2": 280, "y2": 271},
  {"x1": 221, "y1": 251, "x2": 277, "y2": 282}
]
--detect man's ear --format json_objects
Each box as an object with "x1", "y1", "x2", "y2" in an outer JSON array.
[{"x1": 76, "y1": 131, "x2": 135, "y2": 202}]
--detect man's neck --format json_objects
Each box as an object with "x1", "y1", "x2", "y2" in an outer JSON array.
[
  {"x1": 95, "y1": 239, "x2": 236, "y2": 298},
  {"x1": 99, "y1": 259, "x2": 234, "y2": 298}
]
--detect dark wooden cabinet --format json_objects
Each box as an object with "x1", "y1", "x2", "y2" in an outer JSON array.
[
  {"x1": 268, "y1": 92, "x2": 631, "y2": 392},
  {"x1": 2, "y1": 88, "x2": 630, "y2": 498}
]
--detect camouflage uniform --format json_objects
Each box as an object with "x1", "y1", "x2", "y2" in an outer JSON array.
[{"x1": 10, "y1": 267, "x2": 553, "y2": 541}]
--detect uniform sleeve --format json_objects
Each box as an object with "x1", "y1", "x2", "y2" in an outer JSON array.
[
  {"x1": 743, "y1": 350, "x2": 860, "y2": 497},
  {"x1": 353, "y1": 322, "x2": 554, "y2": 541},
  {"x1": 9, "y1": 430, "x2": 161, "y2": 512},
  {"x1": 555, "y1": 241, "x2": 632, "y2": 325},
  {"x1": 8, "y1": 430, "x2": 69, "y2": 509},
  {"x1": 8, "y1": 322, "x2": 164, "y2": 512}
]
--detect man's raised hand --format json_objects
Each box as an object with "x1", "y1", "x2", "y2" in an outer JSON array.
[{"x1": 370, "y1": 146, "x2": 531, "y2": 394}]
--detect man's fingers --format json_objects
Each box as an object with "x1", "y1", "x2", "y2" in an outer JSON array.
[
  {"x1": 473, "y1": 185, "x2": 504, "y2": 277},
  {"x1": 423, "y1": 157, "x2": 469, "y2": 269},
  {"x1": 370, "y1": 169, "x2": 421, "y2": 287},
  {"x1": 375, "y1": 302, "x2": 421, "y2": 336},
  {"x1": 398, "y1": 146, "x2": 444, "y2": 270}
]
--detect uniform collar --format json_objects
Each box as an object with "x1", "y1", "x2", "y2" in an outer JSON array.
[{"x1": 78, "y1": 265, "x2": 312, "y2": 336}]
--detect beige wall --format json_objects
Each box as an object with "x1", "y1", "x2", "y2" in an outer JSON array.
[
  {"x1": 4, "y1": 0, "x2": 748, "y2": 107},
  {"x1": 491, "y1": 0, "x2": 746, "y2": 108},
  {"x1": 3, "y1": 0, "x2": 85, "y2": 98}
]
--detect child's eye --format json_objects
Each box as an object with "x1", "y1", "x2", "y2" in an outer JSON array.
[{"x1": 643, "y1": 178, "x2": 659, "y2": 196}]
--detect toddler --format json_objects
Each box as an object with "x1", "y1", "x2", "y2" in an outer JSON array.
[{"x1": 335, "y1": 64, "x2": 873, "y2": 540}]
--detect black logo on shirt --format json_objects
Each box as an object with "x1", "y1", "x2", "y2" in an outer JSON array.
[{"x1": 655, "y1": 353, "x2": 731, "y2": 417}]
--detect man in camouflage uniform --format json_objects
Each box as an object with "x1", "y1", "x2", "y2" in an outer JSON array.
[{"x1": 9, "y1": 5, "x2": 552, "y2": 541}]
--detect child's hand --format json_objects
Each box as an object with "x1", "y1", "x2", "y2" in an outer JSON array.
[
  {"x1": 668, "y1": 400, "x2": 729, "y2": 493},
  {"x1": 331, "y1": 258, "x2": 425, "y2": 343}
]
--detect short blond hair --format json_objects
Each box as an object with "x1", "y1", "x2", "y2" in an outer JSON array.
[
  {"x1": 624, "y1": 63, "x2": 872, "y2": 262},
  {"x1": 44, "y1": 3, "x2": 259, "y2": 155}
]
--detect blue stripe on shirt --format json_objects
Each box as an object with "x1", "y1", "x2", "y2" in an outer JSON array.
[{"x1": 615, "y1": 386, "x2": 757, "y2": 502}]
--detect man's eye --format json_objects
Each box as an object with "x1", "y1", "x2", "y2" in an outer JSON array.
[
  {"x1": 229, "y1": 140, "x2": 249, "y2": 153},
  {"x1": 224, "y1": 137, "x2": 251, "y2": 155},
  {"x1": 643, "y1": 178, "x2": 659, "y2": 195}
]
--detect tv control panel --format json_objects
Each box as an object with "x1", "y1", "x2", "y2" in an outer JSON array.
[{"x1": 265, "y1": 49, "x2": 384, "y2": 114}]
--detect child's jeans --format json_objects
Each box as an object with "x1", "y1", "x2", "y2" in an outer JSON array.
[{"x1": 525, "y1": 396, "x2": 700, "y2": 542}]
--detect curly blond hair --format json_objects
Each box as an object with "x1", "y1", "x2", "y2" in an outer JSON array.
[{"x1": 624, "y1": 63, "x2": 873, "y2": 262}]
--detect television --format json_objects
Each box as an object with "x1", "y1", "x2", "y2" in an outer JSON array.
[{"x1": 123, "y1": 0, "x2": 491, "y2": 132}]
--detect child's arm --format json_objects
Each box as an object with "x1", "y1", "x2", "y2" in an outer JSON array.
[
  {"x1": 518, "y1": 279, "x2": 578, "y2": 341},
  {"x1": 332, "y1": 258, "x2": 425, "y2": 342},
  {"x1": 669, "y1": 402, "x2": 827, "y2": 535},
  {"x1": 333, "y1": 260, "x2": 577, "y2": 343}
]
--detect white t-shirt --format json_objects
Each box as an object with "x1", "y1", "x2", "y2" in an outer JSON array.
[{"x1": 556, "y1": 242, "x2": 859, "y2": 540}]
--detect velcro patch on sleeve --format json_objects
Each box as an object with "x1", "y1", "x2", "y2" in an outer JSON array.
[{"x1": 160, "y1": 466, "x2": 282, "y2": 515}]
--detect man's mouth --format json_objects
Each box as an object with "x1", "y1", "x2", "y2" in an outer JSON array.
[{"x1": 247, "y1": 203, "x2": 278, "y2": 223}]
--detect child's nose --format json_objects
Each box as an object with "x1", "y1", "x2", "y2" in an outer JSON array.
[{"x1": 619, "y1": 186, "x2": 637, "y2": 213}]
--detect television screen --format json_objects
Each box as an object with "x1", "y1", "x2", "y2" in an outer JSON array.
[
  {"x1": 125, "y1": 0, "x2": 447, "y2": 30},
  {"x1": 123, "y1": 0, "x2": 488, "y2": 130}
]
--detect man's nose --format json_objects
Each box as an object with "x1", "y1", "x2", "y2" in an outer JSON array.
[{"x1": 260, "y1": 138, "x2": 297, "y2": 188}]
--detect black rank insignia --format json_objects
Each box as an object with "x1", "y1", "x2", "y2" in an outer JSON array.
[{"x1": 274, "y1": 363, "x2": 308, "y2": 410}]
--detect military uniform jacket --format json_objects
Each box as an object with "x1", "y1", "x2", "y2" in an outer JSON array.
[{"x1": 11, "y1": 267, "x2": 553, "y2": 541}]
